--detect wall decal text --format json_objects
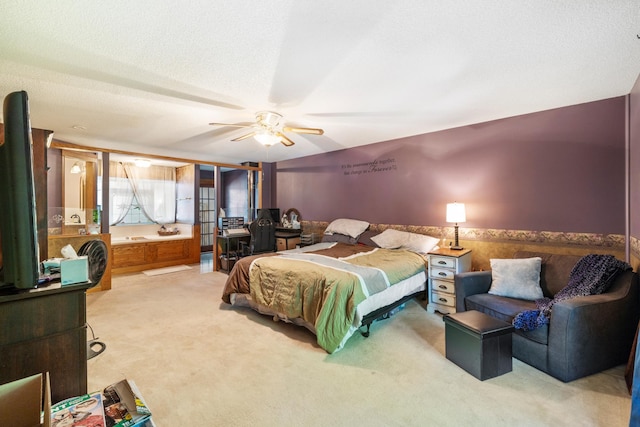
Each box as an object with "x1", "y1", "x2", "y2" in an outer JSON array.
[{"x1": 342, "y1": 158, "x2": 397, "y2": 176}]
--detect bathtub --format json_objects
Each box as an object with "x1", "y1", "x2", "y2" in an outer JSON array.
[
  {"x1": 110, "y1": 224, "x2": 193, "y2": 246},
  {"x1": 109, "y1": 223, "x2": 199, "y2": 274}
]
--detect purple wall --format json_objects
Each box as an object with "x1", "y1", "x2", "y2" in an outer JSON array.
[
  {"x1": 221, "y1": 169, "x2": 248, "y2": 219},
  {"x1": 277, "y1": 97, "x2": 626, "y2": 234},
  {"x1": 630, "y1": 74, "x2": 640, "y2": 239},
  {"x1": 47, "y1": 148, "x2": 62, "y2": 208},
  {"x1": 261, "y1": 162, "x2": 277, "y2": 208}
]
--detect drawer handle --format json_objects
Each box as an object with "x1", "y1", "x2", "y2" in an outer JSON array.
[
  {"x1": 437, "y1": 260, "x2": 446, "y2": 265},
  {"x1": 438, "y1": 285, "x2": 447, "y2": 289},
  {"x1": 439, "y1": 298, "x2": 448, "y2": 302},
  {"x1": 438, "y1": 272, "x2": 447, "y2": 276}
]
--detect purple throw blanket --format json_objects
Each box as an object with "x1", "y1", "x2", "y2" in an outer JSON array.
[{"x1": 512, "y1": 254, "x2": 631, "y2": 331}]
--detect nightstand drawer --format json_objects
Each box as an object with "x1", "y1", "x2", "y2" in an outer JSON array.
[
  {"x1": 430, "y1": 256, "x2": 456, "y2": 269},
  {"x1": 432, "y1": 279, "x2": 455, "y2": 294},
  {"x1": 431, "y1": 267, "x2": 454, "y2": 281},
  {"x1": 427, "y1": 249, "x2": 472, "y2": 315},
  {"x1": 432, "y1": 291, "x2": 455, "y2": 307}
]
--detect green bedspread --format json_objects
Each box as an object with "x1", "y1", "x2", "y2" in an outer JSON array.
[{"x1": 247, "y1": 245, "x2": 426, "y2": 353}]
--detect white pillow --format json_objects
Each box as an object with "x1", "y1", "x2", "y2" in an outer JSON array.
[
  {"x1": 370, "y1": 229, "x2": 405, "y2": 248},
  {"x1": 324, "y1": 218, "x2": 370, "y2": 239},
  {"x1": 371, "y1": 229, "x2": 439, "y2": 254},
  {"x1": 404, "y1": 232, "x2": 439, "y2": 253},
  {"x1": 488, "y1": 257, "x2": 543, "y2": 300}
]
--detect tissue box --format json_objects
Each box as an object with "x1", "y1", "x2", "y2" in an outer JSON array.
[{"x1": 60, "y1": 256, "x2": 89, "y2": 285}]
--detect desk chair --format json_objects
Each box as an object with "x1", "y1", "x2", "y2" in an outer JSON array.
[{"x1": 240, "y1": 213, "x2": 276, "y2": 256}]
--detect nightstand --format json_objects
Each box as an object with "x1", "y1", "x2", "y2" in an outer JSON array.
[{"x1": 426, "y1": 247, "x2": 472, "y2": 315}]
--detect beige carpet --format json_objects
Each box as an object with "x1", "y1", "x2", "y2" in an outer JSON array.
[{"x1": 86, "y1": 265, "x2": 632, "y2": 426}]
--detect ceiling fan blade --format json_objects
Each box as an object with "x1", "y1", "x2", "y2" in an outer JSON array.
[
  {"x1": 278, "y1": 133, "x2": 295, "y2": 147},
  {"x1": 268, "y1": 4, "x2": 385, "y2": 107},
  {"x1": 283, "y1": 126, "x2": 324, "y2": 135},
  {"x1": 209, "y1": 122, "x2": 253, "y2": 128},
  {"x1": 232, "y1": 132, "x2": 257, "y2": 142}
]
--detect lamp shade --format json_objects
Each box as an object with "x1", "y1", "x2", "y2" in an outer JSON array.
[
  {"x1": 255, "y1": 131, "x2": 281, "y2": 146},
  {"x1": 446, "y1": 202, "x2": 466, "y2": 223}
]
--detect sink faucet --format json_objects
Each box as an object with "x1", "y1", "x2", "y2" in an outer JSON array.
[{"x1": 70, "y1": 214, "x2": 81, "y2": 223}]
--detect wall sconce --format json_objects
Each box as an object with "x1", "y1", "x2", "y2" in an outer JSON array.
[
  {"x1": 69, "y1": 162, "x2": 82, "y2": 174},
  {"x1": 446, "y1": 202, "x2": 466, "y2": 250}
]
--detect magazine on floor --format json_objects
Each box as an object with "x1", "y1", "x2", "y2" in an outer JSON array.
[{"x1": 50, "y1": 379, "x2": 154, "y2": 427}]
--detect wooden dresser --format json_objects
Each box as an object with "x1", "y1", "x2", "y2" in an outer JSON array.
[{"x1": 0, "y1": 282, "x2": 91, "y2": 403}]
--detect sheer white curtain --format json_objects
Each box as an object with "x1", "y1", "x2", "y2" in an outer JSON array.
[
  {"x1": 109, "y1": 162, "x2": 177, "y2": 225},
  {"x1": 122, "y1": 163, "x2": 176, "y2": 224},
  {"x1": 109, "y1": 162, "x2": 135, "y2": 225}
]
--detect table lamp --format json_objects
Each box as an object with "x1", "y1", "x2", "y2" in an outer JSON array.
[{"x1": 446, "y1": 202, "x2": 466, "y2": 250}]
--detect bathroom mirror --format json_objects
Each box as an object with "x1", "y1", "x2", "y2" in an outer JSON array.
[{"x1": 62, "y1": 151, "x2": 99, "y2": 227}]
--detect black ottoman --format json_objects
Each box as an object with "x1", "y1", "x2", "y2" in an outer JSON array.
[{"x1": 444, "y1": 310, "x2": 515, "y2": 380}]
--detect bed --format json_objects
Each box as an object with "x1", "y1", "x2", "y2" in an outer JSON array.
[{"x1": 221, "y1": 229, "x2": 432, "y2": 353}]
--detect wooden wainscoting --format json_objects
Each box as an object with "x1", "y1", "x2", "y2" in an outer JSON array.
[
  {"x1": 300, "y1": 220, "x2": 626, "y2": 272},
  {"x1": 111, "y1": 225, "x2": 201, "y2": 275}
]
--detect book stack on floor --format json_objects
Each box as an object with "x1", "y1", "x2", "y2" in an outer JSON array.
[{"x1": 0, "y1": 373, "x2": 154, "y2": 427}]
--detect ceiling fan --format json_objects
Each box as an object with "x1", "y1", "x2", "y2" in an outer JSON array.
[{"x1": 209, "y1": 111, "x2": 324, "y2": 147}]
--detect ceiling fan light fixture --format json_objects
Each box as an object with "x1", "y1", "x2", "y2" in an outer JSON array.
[
  {"x1": 211, "y1": 111, "x2": 323, "y2": 148},
  {"x1": 255, "y1": 132, "x2": 281, "y2": 146}
]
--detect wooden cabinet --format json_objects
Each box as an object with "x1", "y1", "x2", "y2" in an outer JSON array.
[
  {"x1": 275, "y1": 228, "x2": 302, "y2": 251},
  {"x1": 276, "y1": 236, "x2": 300, "y2": 251},
  {"x1": 112, "y1": 244, "x2": 147, "y2": 268},
  {"x1": 112, "y1": 238, "x2": 198, "y2": 274},
  {"x1": 151, "y1": 239, "x2": 190, "y2": 261},
  {"x1": 426, "y1": 248, "x2": 472, "y2": 315},
  {"x1": 0, "y1": 282, "x2": 91, "y2": 404}
]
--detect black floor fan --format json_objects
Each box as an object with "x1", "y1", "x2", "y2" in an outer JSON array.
[{"x1": 78, "y1": 240, "x2": 108, "y2": 360}]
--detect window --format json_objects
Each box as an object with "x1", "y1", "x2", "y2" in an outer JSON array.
[
  {"x1": 120, "y1": 194, "x2": 155, "y2": 224},
  {"x1": 109, "y1": 162, "x2": 176, "y2": 225},
  {"x1": 200, "y1": 186, "x2": 216, "y2": 248}
]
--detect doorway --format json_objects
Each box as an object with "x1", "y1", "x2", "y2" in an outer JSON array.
[{"x1": 199, "y1": 166, "x2": 215, "y2": 252}]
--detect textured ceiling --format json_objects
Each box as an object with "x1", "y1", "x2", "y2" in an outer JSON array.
[{"x1": 1, "y1": 1, "x2": 639, "y2": 165}]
